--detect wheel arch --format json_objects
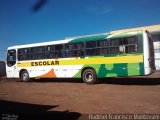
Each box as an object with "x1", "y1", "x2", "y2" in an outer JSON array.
[
  {"x1": 81, "y1": 67, "x2": 97, "y2": 77},
  {"x1": 19, "y1": 69, "x2": 28, "y2": 78}
]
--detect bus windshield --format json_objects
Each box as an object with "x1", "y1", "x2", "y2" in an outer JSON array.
[{"x1": 7, "y1": 49, "x2": 16, "y2": 67}]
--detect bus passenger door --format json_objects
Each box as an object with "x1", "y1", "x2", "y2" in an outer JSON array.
[{"x1": 6, "y1": 49, "x2": 17, "y2": 78}]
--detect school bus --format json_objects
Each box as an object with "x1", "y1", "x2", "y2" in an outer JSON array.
[{"x1": 6, "y1": 30, "x2": 155, "y2": 84}]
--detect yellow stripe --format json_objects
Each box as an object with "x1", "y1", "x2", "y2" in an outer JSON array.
[{"x1": 17, "y1": 55, "x2": 143, "y2": 67}]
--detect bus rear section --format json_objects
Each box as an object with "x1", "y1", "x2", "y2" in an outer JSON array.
[{"x1": 143, "y1": 30, "x2": 155, "y2": 75}]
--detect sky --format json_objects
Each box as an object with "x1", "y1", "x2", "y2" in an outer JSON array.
[{"x1": 0, "y1": 0, "x2": 160, "y2": 60}]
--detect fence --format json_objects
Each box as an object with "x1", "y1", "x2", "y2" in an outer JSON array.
[{"x1": 0, "y1": 61, "x2": 6, "y2": 76}]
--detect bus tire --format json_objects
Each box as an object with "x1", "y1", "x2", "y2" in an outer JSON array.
[
  {"x1": 82, "y1": 68, "x2": 97, "y2": 84},
  {"x1": 21, "y1": 70, "x2": 30, "y2": 82}
]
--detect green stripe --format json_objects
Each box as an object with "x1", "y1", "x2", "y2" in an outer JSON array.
[
  {"x1": 109, "y1": 31, "x2": 143, "y2": 39},
  {"x1": 69, "y1": 34, "x2": 109, "y2": 43},
  {"x1": 89, "y1": 53, "x2": 143, "y2": 58}
]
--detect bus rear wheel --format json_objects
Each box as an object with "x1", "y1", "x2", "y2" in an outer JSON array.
[
  {"x1": 82, "y1": 68, "x2": 97, "y2": 84},
  {"x1": 21, "y1": 70, "x2": 30, "y2": 82}
]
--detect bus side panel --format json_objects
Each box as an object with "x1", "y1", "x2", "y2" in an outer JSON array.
[
  {"x1": 98, "y1": 62, "x2": 144, "y2": 77},
  {"x1": 73, "y1": 62, "x2": 144, "y2": 78},
  {"x1": 17, "y1": 53, "x2": 145, "y2": 79},
  {"x1": 18, "y1": 65, "x2": 84, "y2": 78}
]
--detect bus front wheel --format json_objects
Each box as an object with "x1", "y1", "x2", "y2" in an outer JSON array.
[
  {"x1": 21, "y1": 70, "x2": 30, "y2": 82},
  {"x1": 82, "y1": 68, "x2": 97, "y2": 84}
]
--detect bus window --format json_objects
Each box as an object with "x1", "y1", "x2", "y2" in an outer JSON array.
[
  {"x1": 75, "y1": 42, "x2": 83, "y2": 49},
  {"x1": 86, "y1": 41, "x2": 97, "y2": 56},
  {"x1": 30, "y1": 46, "x2": 45, "y2": 60},
  {"x1": 7, "y1": 49, "x2": 16, "y2": 67},
  {"x1": 86, "y1": 41, "x2": 96, "y2": 48},
  {"x1": 65, "y1": 43, "x2": 74, "y2": 57},
  {"x1": 30, "y1": 46, "x2": 45, "y2": 53},
  {"x1": 47, "y1": 45, "x2": 55, "y2": 52},
  {"x1": 110, "y1": 39, "x2": 119, "y2": 46},
  {"x1": 124, "y1": 36, "x2": 138, "y2": 53},
  {"x1": 110, "y1": 47, "x2": 119, "y2": 54},
  {"x1": 74, "y1": 42, "x2": 84, "y2": 57},
  {"x1": 109, "y1": 36, "x2": 138, "y2": 54},
  {"x1": 47, "y1": 46, "x2": 55, "y2": 59},
  {"x1": 97, "y1": 40, "x2": 109, "y2": 55},
  {"x1": 18, "y1": 48, "x2": 29, "y2": 61},
  {"x1": 55, "y1": 44, "x2": 63, "y2": 58}
]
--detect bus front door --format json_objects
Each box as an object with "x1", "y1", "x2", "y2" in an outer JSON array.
[{"x1": 6, "y1": 49, "x2": 17, "y2": 78}]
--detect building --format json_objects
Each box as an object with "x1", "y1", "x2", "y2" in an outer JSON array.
[{"x1": 111, "y1": 24, "x2": 160, "y2": 70}]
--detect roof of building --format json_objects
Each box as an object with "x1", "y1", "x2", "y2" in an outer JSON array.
[{"x1": 111, "y1": 24, "x2": 160, "y2": 34}]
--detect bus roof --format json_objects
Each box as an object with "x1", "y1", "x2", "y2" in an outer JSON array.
[
  {"x1": 7, "y1": 39, "x2": 69, "y2": 50},
  {"x1": 7, "y1": 30, "x2": 143, "y2": 50}
]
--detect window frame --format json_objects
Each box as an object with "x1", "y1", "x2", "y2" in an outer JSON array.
[
  {"x1": 18, "y1": 48, "x2": 30, "y2": 61},
  {"x1": 7, "y1": 49, "x2": 16, "y2": 67}
]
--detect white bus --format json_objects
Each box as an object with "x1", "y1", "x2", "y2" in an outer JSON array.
[{"x1": 6, "y1": 30, "x2": 155, "y2": 84}]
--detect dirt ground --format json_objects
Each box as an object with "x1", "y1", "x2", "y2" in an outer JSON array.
[{"x1": 0, "y1": 71, "x2": 160, "y2": 119}]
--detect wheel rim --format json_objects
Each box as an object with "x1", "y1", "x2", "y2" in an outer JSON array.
[
  {"x1": 85, "y1": 72, "x2": 94, "y2": 82},
  {"x1": 22, "y1": 73, "x2": 28, "y2": 81}
]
